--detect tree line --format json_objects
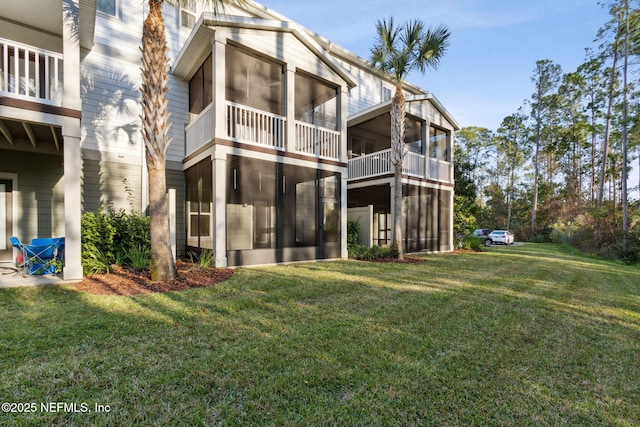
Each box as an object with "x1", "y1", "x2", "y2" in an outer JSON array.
[{"x1": 455, "y1": 0, "x2": 640, "y2": 262}]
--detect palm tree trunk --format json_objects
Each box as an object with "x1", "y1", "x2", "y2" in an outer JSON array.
[
  {"x1": 391, "y1": 85, "x2": 405, "y2": 259},
  {"x1": 141, "y1": 0, "x2": 176, "y2": 281}
]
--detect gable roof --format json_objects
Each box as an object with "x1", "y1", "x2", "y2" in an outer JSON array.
[
  {"x1": 348, "y1": 94, "x2": 460, "y2": 131},
  {"x1": 171, "y1": 14, "x2": 357, "y2": 88}
]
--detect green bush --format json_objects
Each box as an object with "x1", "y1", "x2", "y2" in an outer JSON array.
[
  {"x1": 456, "y1": 235, "x2": 483, "y2": 251},
  {"x1": 81, "y1": 209, "x2": 150, "y2": 274},
  {"x1": 127, "y1": 244, "x2": 151, "y2": 270},
  {"x1": 348, "y1": 244, "x2": 396, "y2": 261},
  {"x1": 347, "y1": 219, "x2": 360, "y2": 245},
  {"x1": 188, "y1": 249, "x2": 215, "y2": 270}
]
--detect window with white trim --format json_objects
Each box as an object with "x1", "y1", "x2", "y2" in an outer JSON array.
[
  {"x1": 181, "y1": 0, "x2": 197, "y2": 29},
  {"x1": 382, "y1": 86, "x2": 392, "y2": 102},
  {"x1": 97, "y1": 0, "x2": 117, "y2": 16}
]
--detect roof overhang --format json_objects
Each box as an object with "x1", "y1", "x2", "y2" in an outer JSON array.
[
  {"x1": 348, "y1": 94, "x2": 460, "y2": 131},
  {"x1": 78, "y1": 0, "x2": 97, "y2": 50},
  {"x1": 171, "y1": 14, "x2": 357, "y2": 88}
]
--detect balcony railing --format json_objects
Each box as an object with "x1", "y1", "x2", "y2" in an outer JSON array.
[
  {"x1": 0, "y1": 37, "x2": 63, "y2": 105},
  {"x1": 348, "y1": 149, "x2": 392, "y2": 180},
  {"x1": 226, "y1": 101, "x2": 285, "y2": 150},
  {"x1": 348, "y1": 148, "x2": 451, "y2": 183},
  {"x1": 403, "y1": 151, "x2": 425, "y2": 177},
  {"x1": 294, "y1": 121, "x2": 340, "y2": 160},
  {"x1": 185, "y1": 101, "x2": 343, "y2": 161},
  {"x1": 428, "y1": 158, "x2": 451, "y2": 182},
  {"x1": 185, "y1": 103, "x2": 214, "y2": 155}
]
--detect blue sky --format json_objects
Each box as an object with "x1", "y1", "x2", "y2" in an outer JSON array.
[{"x1": 259, "y1": 0, "x2": 611, "y2": 131}]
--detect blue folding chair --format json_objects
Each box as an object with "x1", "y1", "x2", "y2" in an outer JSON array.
[
  {"x1": 10, "y1": 236, "x2": 65, "y2": 276},
  {"x1": 9, "y1": 236, "x2": 25, "y2": 269}
]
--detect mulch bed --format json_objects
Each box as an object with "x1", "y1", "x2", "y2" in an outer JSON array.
[{"x1": 74, "y1": 261, "x2": 233, "y2": 296}]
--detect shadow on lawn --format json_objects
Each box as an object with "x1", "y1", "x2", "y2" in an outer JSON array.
[{"x1": 1, "y1": 245, "x2": 639, "y2": 425}]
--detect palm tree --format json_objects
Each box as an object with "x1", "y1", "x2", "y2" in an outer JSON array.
[
  {"x1": 141, "y1": 0, "x2": 242, "y2": 281},
  {"x1": 370, "y1": 17, "x2": 450, "y2": 259}
]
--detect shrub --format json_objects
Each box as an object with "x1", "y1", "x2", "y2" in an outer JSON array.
[
  {"x1": 188, "y1": 249, "x2": 215, "y2": 270},
  {"x1": 347, "y1": 219, "x2": 360, "y2": 245},
  {"x1": 348, "y1": 244, "x2": 396, "y2": 261},
  {"x1": 81, "y1": 209, "x2": 150, "y2": 274},
  {"x1": 127, "y1": 244, "x2": 151, "y2": 270}
]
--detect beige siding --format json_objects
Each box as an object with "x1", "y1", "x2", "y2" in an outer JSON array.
[
  {"x1": 0, "y1": 149, "x2": 65, "y2": 241},
  {"x1": 81, "y1": 157, "x2": 143, "y2": 213}
]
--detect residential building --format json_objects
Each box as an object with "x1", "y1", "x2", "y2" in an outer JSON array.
[{"x1": 0, "y1": 0, "x2": 458, "y2": 280}]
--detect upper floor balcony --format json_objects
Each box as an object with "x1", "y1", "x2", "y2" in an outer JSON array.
[
  {"x1": 185, "y1": 100, "x2": 341, "y2": 161},
  {"x1": 0, "y1": 37, "x2": 63, "y2": 106},
  {"x1": 347, "y1": 111, "x2": 453, "y2": 184},
  {"x1": 347, "y1": 149, "x2": 451, "y2": 183},
  {"x1": 174, "y1": 17, "x2": 356, "y2": 164}
]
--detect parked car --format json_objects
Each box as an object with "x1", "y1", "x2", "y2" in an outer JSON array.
[
  {"x1": 471, "y1": 229, "x2": 493, "y2": 246},
  {"x1": 488, "y1": 230, "x2": 514, "y2": 245}
]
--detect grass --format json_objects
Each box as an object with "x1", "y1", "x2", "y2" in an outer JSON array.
[{"x1": 1, "y1": 243, "x2": 639, "y2": 425}]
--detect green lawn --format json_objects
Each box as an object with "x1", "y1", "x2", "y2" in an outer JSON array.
[{"x1": 1, "y1": 244, "x2": 639, "y2": 426}]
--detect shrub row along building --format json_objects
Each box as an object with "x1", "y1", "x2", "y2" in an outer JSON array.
[{"x1": 0, "y1": 0, "x2": 459, "y2": 280}]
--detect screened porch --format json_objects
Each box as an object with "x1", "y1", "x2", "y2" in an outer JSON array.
[{"x1": 185, "y1": 44, "x2": 342, "y2": 161}]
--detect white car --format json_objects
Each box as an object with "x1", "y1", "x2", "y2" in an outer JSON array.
[{"x1": 488, "y1": 230, "x2": 514, "y2": 245}]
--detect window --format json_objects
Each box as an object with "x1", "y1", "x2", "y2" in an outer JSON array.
[
  {"x1": 226, "y1": 45, "x2": 283, "y2": 115},
  {"x1": 186, "y1": 158, "x2": 213, "y2": 249},
  {"x1": 429, "y1": 126, "x2": 449, "y2": 161},
  {"x1": 188, "y1": 54, "x2": 212, "y2": 115},
  {"x1": 181, "y1": 0, "x2": 197, "y2": 29},
  {"x1": 295, "y1": 73, "x2": 338, "y2": 130},
  {"x1": 382, "y1": 86, "x2": 392, "y2": 102},
  {"x1": 405, "y1": 117, "x2": 423, "y2": 154},
  {"x1": 97, "y1": 0, "x2": 117, "y2": 16}
]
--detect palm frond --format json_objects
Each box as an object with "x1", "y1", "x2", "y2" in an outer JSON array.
[
  {"x1": 370, "y1": 17, "x2": 450, "y2": 83},
  {"x1": 416, "y1": 24, "x2": 451, "y2": 72}
]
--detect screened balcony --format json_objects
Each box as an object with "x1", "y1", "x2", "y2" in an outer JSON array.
[
  {"x1": 0, "y1": 37, "x2": 63, "y2": 106},
  {"x1": 347, "y1": 113, "x2": 452, "y2": 183},
  {"x1": 185, "y1": 45, "x2": 341, "y2": 161}
]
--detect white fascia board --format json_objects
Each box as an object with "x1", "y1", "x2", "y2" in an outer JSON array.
[
  {"x1": 171, "y1": 14, "x2": 357, "y2": 88},
  {"x1": 347, "y1": 94, "x2": 460, "y2": 131}
]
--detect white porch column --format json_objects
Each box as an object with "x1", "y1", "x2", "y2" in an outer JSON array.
[
  {"x1": 212, "y1": 31, "x2": 227, "y2": 141},
  {"x1": 340, "y1": 174, "x2": 348, "y2": 259},
  {"x1": 422, "y1": 120, "x2": 430, "y2": 179},
  {"x1": 63, "y1": 133, "x2": 82, "y2": 280},
  {"x1": 62, "y1": 0, "x2": 82, "y2": 280},
  {"x1": 338, "y1": 86, "x2": 349, "y2": 163},
  {"x1": 284, "y1": 66, "x2": 296, "y2": 153},
  {"x1": 212, "y1": 148, "x2": 227, "y2": 267},
  {"x1": 389, "y1": 181, "x2": 396, "y2": 244}
]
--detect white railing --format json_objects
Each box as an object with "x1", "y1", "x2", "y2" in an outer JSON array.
[
  {"x1": 428, "y1": 158, "x2": 451, "y2": 182},
  {"x1": 0, "y1": 37, "x2": 63, "y2": 105},
  {"x1": 403, "y1": 151, "x2": 425, "y2": 177},
  {"x1": 185, "y1": 103, "x2": 214, "y2": 155},
  {"x1": 294, "y1": 121, "x2": 341, "y2": 160},
  {"x1": 226, "y1": 101, "x2": 285, "y2": 150},
  {"x1": 348, "y1": 149, "x2": 452, "y2": 183},
  {"x1": 348, "y1": 149, "x2": 392, "y2": 180}
]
